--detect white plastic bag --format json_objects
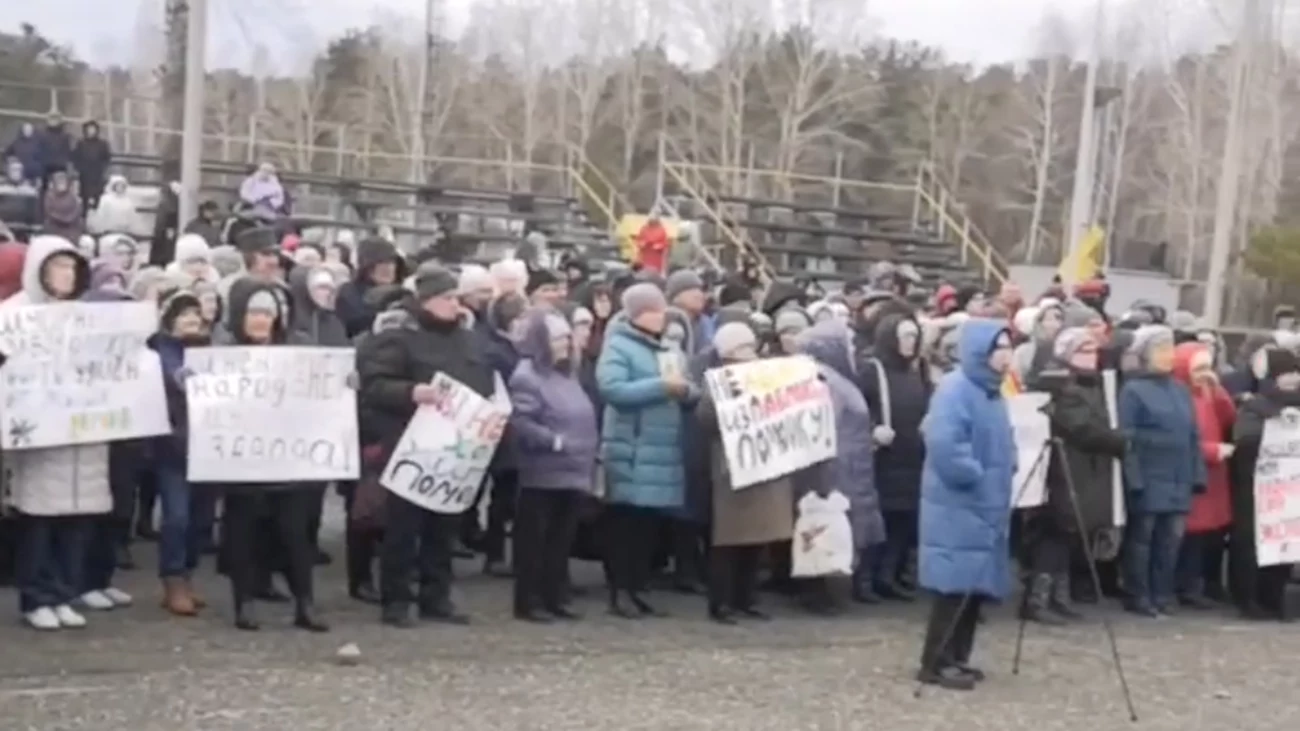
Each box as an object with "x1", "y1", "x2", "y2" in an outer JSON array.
[{"x1": 791, "y1": 490, "x2": 854, "y2": 578}]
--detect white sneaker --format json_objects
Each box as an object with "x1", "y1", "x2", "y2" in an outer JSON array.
[
  {"x1": 78, "y1": 590, "x2": 115, "y2": 611},
  {"x1": 102, "y1": 587, "x2": 133, "y2": 607},
  {"x1": 25, "y1": 607, "x2": 61, "y2": 631},
  {"x1": 54, "y1": 604, "x2": 87, "y2": 628}
]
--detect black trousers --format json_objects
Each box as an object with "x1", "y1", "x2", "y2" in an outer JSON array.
[
  {"x1": 483, "y1": 470, "x2": 519, "y2": 563},
  {"x1": 708, "y1": 544, "x2": 761, "y2": 611},
  {"x1": 341, "y1": 481, "x2": 380, "y2": 590},
  {"x1": 381, "y1": 495, "x2": 456, "y2": 608},
  {"x1": 135, "y1": 469, "x2": 158, "y2": 534},
  {"x1": 223, "y1": 490, "x2": 315, "y2": 602},
  {"x1": 306, "y1": 483, "x2": 327, "y2": 552},
  {"x1": 1023, "y1": 511, "x2": 1073, "y2": 575},
  {"x1": 672, "y1": 519, "x2": 707, "y2": 584},
  {"x1": 603, "y1": 504, "x2": 658, "y2": 593},
  {"x1": 919, "y1": 593, "x2": 984, "y2": 672},
  {"x1": 512, "y1": 488, "x2": 580, "y2": 612}
]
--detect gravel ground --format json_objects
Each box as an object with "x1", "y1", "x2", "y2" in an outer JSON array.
[{"x1": 0, "y1": 499, "x2": 1295, "y2": 731}]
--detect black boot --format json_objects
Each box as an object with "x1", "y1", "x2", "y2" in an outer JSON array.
[
  {"x1": 1049, "y1": 573, "x2": 1084, "y2": 620},
  {"x1": 1019, "y1": 574, "x2": 1066, "y2": 625},
  {"x1": 349, "y1": 582, "x2": 381, "y2": 605},
  {"x1": 233, "y1": 593, "x2": 259, "y2": 631},
  {"x1": 629, "y1": 592, "x2": 667, "y2": 617},
  {"x1": 293, "y1": 598, "x2": 330, "y2": 633},
  {"x1": 709, "y1": 604, "x2": 738, "y2": 625},
  {"x1": 381, "y1": 602, "x2": 416, "y2": 628},
  {"x1": 607, "y1": 589, "x2": 639, "y2": 619}
]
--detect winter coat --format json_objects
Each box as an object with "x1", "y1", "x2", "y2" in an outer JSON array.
[
  {"x1": 695, "y1": 381, "x2": 795, "y2": 546},
  {"x1": 1039, "y1": 368, "x2": 1126, "y2": 534},
  {"x1": 238, "y1": 174, "x2": 285, "y2": 212},
  {"x1": 357, "y1": 300, "x2": 494, "y2": 454},
  {"x1": 36, "y1": 125, "x2": 73, "y2": 175},
  {"x1": 1229, "y1": 388, "x2": 1300, "y2": 580},
  {"x1": 596, "y1": 317, "x2": 692, "y2": 510},
  {"x1": 1173, "y1": 343, "x2": 1236, "y2": 533},
  {"x1": 183, "y1": 216, "x2": 224, "y2": 249},
  {"x1": 0, "y1": 242, "x2": 25, "y2": 300},
  {"x1": 4, "y1": 130, "x2": 40, "y2": 180},
  {"x1": 287, "y1": 266, "x2": 349, "y2": 346},
  {"x1": 918, "y1": 318, "x2": 1016, "y2": 600},
  {"x1": 148, "y1": 331, "x2": 198, "y2": 468},
  {"x1": 0, "y1": 236, "x2": 109, "y2": 516},
  {"x1": 42, "y1": 188, "x2": 83, "y2": 240},
  {"x1": 507, "y1": 310, "x2": 599, "y2": 492},
  {"x1": 860, "y1": 313, "x2": 930, "y2": 513},
  {"x1": 1119, "y1": 374, "x2": 1207, "y2": 515},
  {"x1": 88, "y1": 175, "x2": 136, "y2": 235},
  {"x1": 336, "y1": 237, "x2": 406, "y2": 338},
  {"x1": 71, "y1": 133, "x2": 112, "y2": 194},
  {"x1": 795, "y1": 320, "x2": 886, "y2": 549}
]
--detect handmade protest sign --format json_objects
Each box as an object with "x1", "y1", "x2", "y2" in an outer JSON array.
[
  {"x1": 0, "y1": 301, "x2": 168, "y2": 449},
  {"x1": 705, "y1": 355, "x2": 836, "y2": 490},
  {"x1": 381, "y1": 372, "x2": 511, "y2": 514},
  {"x1": 1254, "y1": 414, "x2": 1300, "y2": 566},
  {"x1": 1008, "y1": 392, "x2": 1051, "y2": 509},
  {"x1": 185, "y1": 346, "x2": 359, "y2": 482}
]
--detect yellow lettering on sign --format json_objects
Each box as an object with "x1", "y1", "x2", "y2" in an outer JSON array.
[{"x1": 68, "y1": 408, "x2": 132, "y2": 440}]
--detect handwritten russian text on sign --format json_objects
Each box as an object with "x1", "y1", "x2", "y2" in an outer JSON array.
[
  {"x1": 185, "y1": 346, "x2": 359, "y2": 482},
  {"x1": 1254, "y1": 415, "x2": 1300, "y2": 566},
  {"x1": 381, "y1": 373, "x2": 511, "y2": 514},
  {"x1": 1009, "y1": 392, "x2": 1051, "y2": 509},
  {"x1": 705, "y1": 355, "x2": 837, "y2": 490},
  {"x1": 0, "y1": 301, "x2": 168, "y2": 449}
]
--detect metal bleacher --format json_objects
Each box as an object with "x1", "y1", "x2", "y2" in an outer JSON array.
[
  {"x1": 0, "y1": 81, "x2": 625, "y2": 266},
  {"x1": 656, "y1": 134, "x2": 1009, "y2": 292}
]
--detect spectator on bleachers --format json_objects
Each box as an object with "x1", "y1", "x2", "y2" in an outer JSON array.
[
  {"x1": 72, "y1": 121, "x2": 113, "y2": 214},
  {"x1": 238, "y1": 162, "x2": 286, "y2": 219},
  {"x1": 182, "y1": 200, "x2": 224, "y2": 248},
  {"x1": 3, "y1": 123, "x2": 41, "y2": 184},
  {"x1": 0, "y1": 159, "x2": 39, "y2": 239},
  {"x1": 88, "y1": 175, "x2": 136, "y2": 235},
  {"x1": 36, "y1": 113, "x2": 74, "y2": 190},
  {"x1": 41, "y1": 170, "x2": 84, "y2": 241},
  {"x1": 635, "y1": 216, "x2": 670, "y2": 275},
  {"x1": 149, "y1": 180, "x2": 181, "y2": 267}
]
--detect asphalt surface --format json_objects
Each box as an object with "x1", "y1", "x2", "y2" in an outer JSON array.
[{"x1": 0, "y1": 497, "x2": 1296, "y2": 731}]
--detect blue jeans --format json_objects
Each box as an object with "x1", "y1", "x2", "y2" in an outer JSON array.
[
  {"x1": 16, "y1": 515, "x2": 89, "y2": 612},
  {"x1": 1124, "y1": 512, "x2": 1186, "y2": 610},
  {"x1": 156, "y1": 465, "x2": 215, "y2": 578}
]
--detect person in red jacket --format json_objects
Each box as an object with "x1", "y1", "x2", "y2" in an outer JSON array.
[
  {"x1": 1172, "y1": 341, "x2": 1237, "y2": 607},
  {"x1": 635, "y1": 216, "x2": 670, "y2": 274}
]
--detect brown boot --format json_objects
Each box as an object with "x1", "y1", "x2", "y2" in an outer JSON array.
[
  {"x1": 183, "y1": 579, "x2": 207, "y2": 610},
  {"x1": 162, "y1": 577, "x2": 197, "y2": 616}
]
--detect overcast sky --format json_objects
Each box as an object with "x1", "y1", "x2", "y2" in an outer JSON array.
[{"x1": 2, "y1": 0, "x2": 1222, "y2": 73}]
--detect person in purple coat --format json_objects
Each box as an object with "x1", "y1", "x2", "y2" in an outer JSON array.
[{"x1": 507, "y1": 308, "x2": 600, "y2": 623}]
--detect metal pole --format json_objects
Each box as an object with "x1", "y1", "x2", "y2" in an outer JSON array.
[
  {"x1": 178, "y1": 0, "x2": 207, "y2": 227},
  {"x1": 410, "y1": 0, "x2": 434, "y2": 184},
  {"x1": 1204, "y1": 0, "x2": 1259, "y2": 328},
  {"x1": 1063, "y1": 0, "x2": 1105, "y2": 286}
]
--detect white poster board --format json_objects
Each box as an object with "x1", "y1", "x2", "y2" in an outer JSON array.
[
  {"x1": 381, "y1": 372, "x2": 511, "y2": 514},
  {"x1": 184, "y1": 346, "x2": 359, "y2": 482},
  {"x1": 1253, "y1": 415, "x2": 1300, "y2": 567},
  {"x1": 1103, "y1": 369, "x2": 1126, "y2": 526},
  {"x1": 0, "y1": 301, "x2": 168, "y2": 449},
  {"x1": 705, "y1": 355, "x2": 837, "y2": 490},
  {"x1": 1009, "y1": 392, "x2": 1051, "y2": 509}
]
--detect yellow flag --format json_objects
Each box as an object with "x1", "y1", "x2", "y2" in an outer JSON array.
[{"x1": 1059, "y1": 225, "x2": 1105, "y2": 285}]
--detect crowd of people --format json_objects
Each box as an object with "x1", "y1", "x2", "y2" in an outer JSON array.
[{"x1": 0, "y1": 164, "x2": 1296, "y2": 697}]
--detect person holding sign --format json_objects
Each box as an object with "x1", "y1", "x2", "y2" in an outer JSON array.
[
  {"x1": 596, "y1": 283, "x2": 697, "y2": 619},
  {"x1": 1228, "y1": 348, "x2": 1300, "y2": 621},
  {"x1": 914, "y1": 319, "x2": 1016, "y2": 691},
  {"x1": 506, "y1": 309, "x2": 599, "y2": 623},
  {"x1": 359, "y1": 267, "x2": 496, "y2": 628},
  {"x1": 210, "y1": 278, "x2": 330, "y2": 633},
  {"x1": 2, "y1": 236, "x2": 111, "y2": 631},
  {"x1": 695, "y1": 322, "x2": 797, "y2": 624},
  {"x1": 1118, "y1": 325, "x2": 1206, "y2": 619}
]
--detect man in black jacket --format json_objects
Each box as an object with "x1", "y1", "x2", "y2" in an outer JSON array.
[
  {"x1": 72, "y1": 120, "x2": 112, "y2": 213},
  {"x1": 358, "y1": 267, "x2": 495, "y2": 627}
]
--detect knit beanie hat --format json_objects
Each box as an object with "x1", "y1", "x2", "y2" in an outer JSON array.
[
  {"x1": 620, "y1": 282, "x2": 667, "y2": 319},
  {"x1": 1061, "y1": 298, "x2": 1102, "y2": 328},
  {"x1": 665, "y1": 269, "x2": 704, "y2": 302},
  {"x1": 414, "y1": 267, "x2": 459, "y2": 302},
  {"x1": 713, "y1": 321, "x2": 757, "y2": 360},
  {"x1": 774, "y1": 307, "x2": 812, "y2": 335},
  {"x1": 717, "y1": 278, "x2": 751, "y2": 308},
  {"x1": 1052, "y1": 327, "x2": 1094, "y2": 362},
  {"x1": 1128, "y1": 325, "x2": 1174, "y2": 367}
]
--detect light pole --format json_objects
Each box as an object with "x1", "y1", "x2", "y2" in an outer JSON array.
[
  {"x1": 1062, "y1": 0, "x2": 1106, "y2": 286},
  {"x1": 178, "y1": 0, "x2": 207, "y2": 227}
]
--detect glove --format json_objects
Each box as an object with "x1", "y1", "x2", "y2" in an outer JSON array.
[
  {"x1": 172, "y1": 366, "x2": 195, "y2": 388},
  {"x1": 1217, "y1": 443, "x2": 1235, "y2": 461},
  {"x1": 872, "y1": 425, "x2": 895, "y2": 446},
  {"x1": 344, "y1": 371, "x2": 360, "y2": 390},
  {"x1": 552, "y1": 435, "x2": 564, "y2": 453}
]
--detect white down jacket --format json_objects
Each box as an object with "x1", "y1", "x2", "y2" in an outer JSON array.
[{"x1": 1, "y1": 235, "x2": 112, "y2": 516}]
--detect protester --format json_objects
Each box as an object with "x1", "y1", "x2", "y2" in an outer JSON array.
[
  {"x1": 36, "y1": 114, "x2": 73, "y2": 190},
  {"x1": 507, "y1": 308, "x2": 598, "y2": 622},
  {"x1": 479, "y1": 292, "x2": 529, "y2": 575},
  {"x1": 1119, "y1": 325, "x2": 1205, "y2": 618},
  {"x1": 42, "y1": 170, "x2": 84, "y2": 240},
  {"x1": 336, "y1": 236, "x2": 406, "y2": 337},
  {"x1": 915, "y1": 319, "x2": 1016, "y2": 691},
  {"x1": 71, "y1": 121, "x2": 112, "y2": 214},
  {"x1": 4, "y1": 122, "x2": 41, "y2": 183},
  {"x1": 635, "y1": 217, "x2": 670, "y2": 274}
]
